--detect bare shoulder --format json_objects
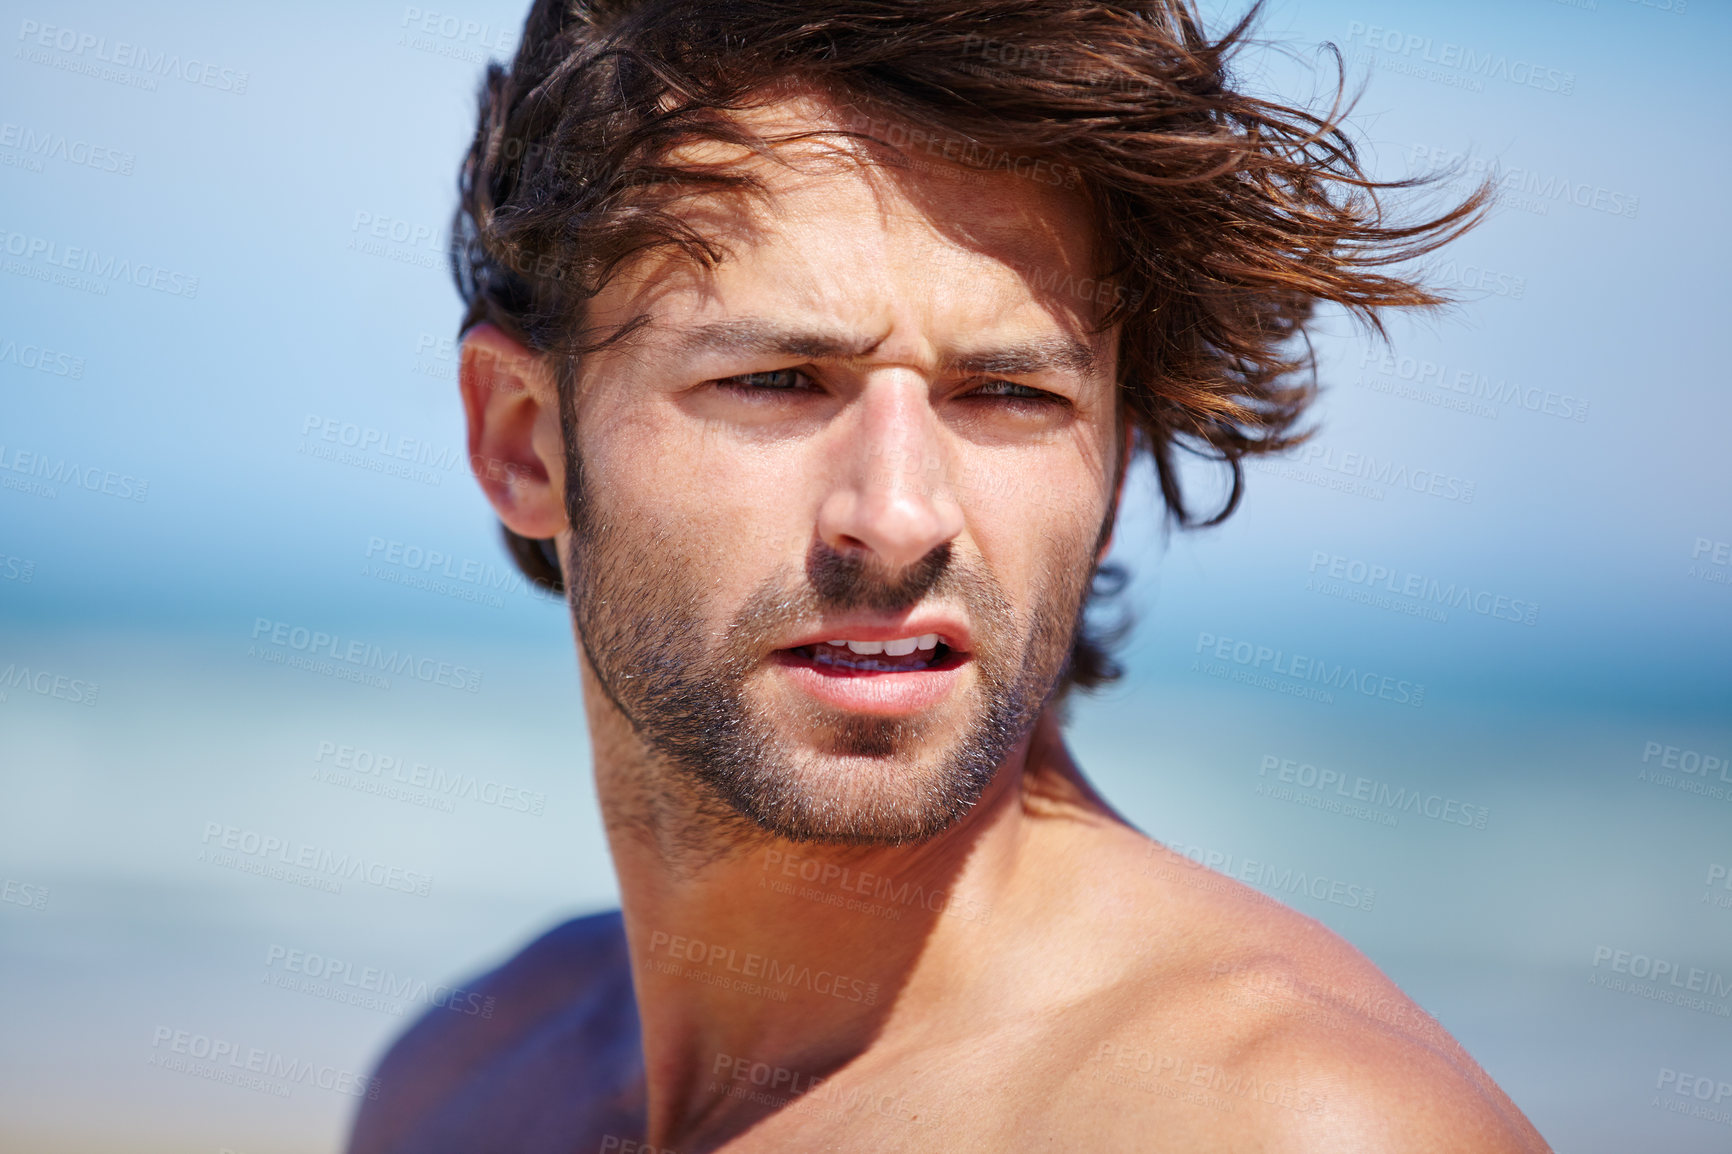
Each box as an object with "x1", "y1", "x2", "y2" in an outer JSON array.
[
  {"x1": 346, "y1": 909, "x2": 644, "y2": 1154},
  {"x1": 1031, "y1": 828, "x2": 1551, "y2": 1152}
]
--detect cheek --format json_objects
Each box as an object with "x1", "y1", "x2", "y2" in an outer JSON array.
[
  {"x1": 961, "y1": 476, "x2": 1105, "y2": 621},
  {"x1": 583, "y1": 411, "x2": 813, "y2": 577}
]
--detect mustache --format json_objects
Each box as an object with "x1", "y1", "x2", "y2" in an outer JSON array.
[
  {"x1": 718, "y1": 539, "x2": 1012, "y2": 675},
  {"x1": 718, "y1": 540, "x2": 985, "y2": 669},
  {"x1": 806, "y1": 540, "x2": 953, "y2": 614}
]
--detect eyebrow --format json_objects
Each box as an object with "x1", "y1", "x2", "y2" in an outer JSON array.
[{"x1": 672, "y1": 318, "x2": 1098, "y2": 378}]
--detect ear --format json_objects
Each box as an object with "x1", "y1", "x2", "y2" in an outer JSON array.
[
  {"x1": 1095, "y1": 420, "x2": 1135, "y2": 563},
  {"x1": 459, "y1": 323, "x2": 567, "y2": 540}
]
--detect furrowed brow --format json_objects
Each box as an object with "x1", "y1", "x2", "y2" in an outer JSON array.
[
  {"x1": 943, "y1": 337, "x2": 1096, "y2": 379},
  {"x1": 673, "y1": 319, "x2": 881, "y2": 362},
  {"x1": 673, "y1": 318, "x2": 1096, "y2": 378}
]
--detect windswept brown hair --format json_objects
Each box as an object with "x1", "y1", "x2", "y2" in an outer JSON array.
[{"x1": 452, "y1": 0, "x2": 1488, "y2": 694}]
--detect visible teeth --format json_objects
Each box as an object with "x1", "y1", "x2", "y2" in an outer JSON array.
[
  {"x1": 810, "y1": 635, "x2": 945, "y2": 670},
  {"x1": 818, "y1": 636, "x2": 940, "y2": 658}
]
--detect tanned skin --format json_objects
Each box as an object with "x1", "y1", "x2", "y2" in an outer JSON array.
[{"x1": 347, "y1": 88, "x2": 1551, "y2": 1154}]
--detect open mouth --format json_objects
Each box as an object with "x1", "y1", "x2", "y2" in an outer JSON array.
[{"x1": 779, "y1": 636, "x2": 963, "y2": 675}]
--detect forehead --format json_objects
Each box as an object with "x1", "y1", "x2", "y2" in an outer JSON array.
[{"x1": 586, "y1": 87, "x2": 1112, "y2": 352}]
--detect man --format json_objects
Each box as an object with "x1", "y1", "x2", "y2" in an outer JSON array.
[{"x1": 349, "y1": 0, "x2": 1548, "y2": 1149}]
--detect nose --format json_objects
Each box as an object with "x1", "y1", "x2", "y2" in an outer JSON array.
[{"x1": 815, "y1": 373, "x2": 964, "y2": 570}]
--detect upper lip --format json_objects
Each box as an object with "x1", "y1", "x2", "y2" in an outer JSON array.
[{"x1": 777, "y1": 616, "x2": 973, "y2": 654}]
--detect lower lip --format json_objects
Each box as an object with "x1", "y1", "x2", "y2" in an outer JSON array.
[{"x1": 770, "y1": 651, "x2": 968, "y2": 715}]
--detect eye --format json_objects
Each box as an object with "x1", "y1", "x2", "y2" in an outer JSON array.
[
  {"x1": 715, "y1": 368, "x2": 815, "y2": 395},
  {"x1": 965, "y1": 380, "x2": 1064, "y2": 405}
]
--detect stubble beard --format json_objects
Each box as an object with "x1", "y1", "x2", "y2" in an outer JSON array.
[{"x1": 563, "y1": 458, "x2": 1092, "y2": 850}]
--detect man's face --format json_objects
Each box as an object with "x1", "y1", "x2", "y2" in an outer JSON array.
[{"x1": 561, "y1": 94, "x2": 1121, "y2": 845}]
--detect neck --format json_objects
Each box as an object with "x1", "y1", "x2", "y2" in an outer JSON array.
[{"x1": 578, "y1": 651, "x2": 1101, "y2": 1147}]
